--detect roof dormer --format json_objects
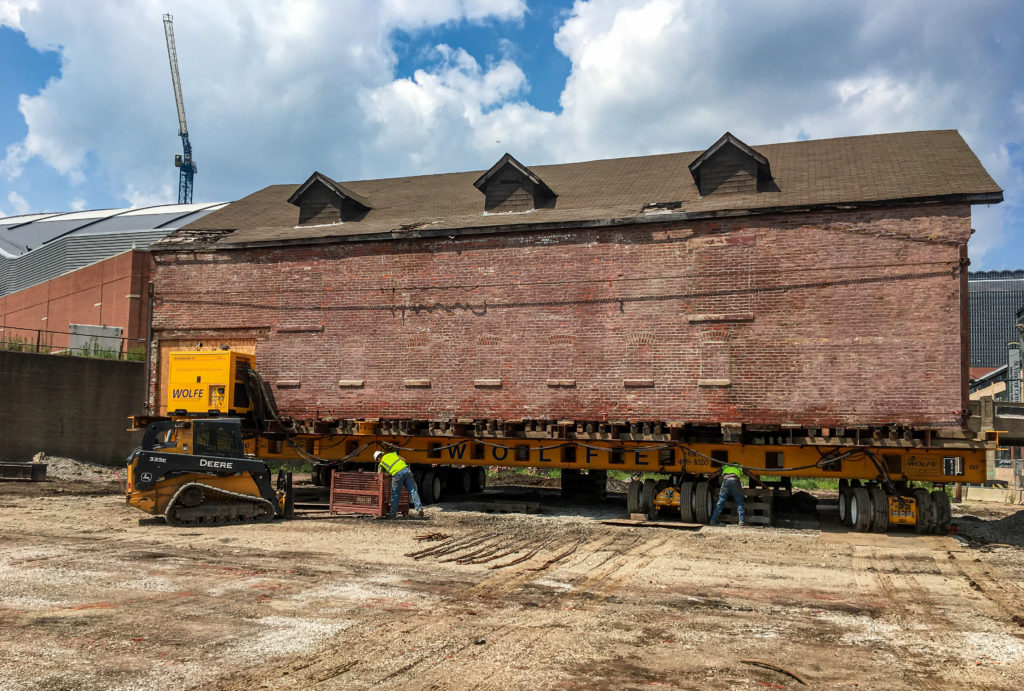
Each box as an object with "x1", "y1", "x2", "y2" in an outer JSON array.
[
  {"x1": 288, "y1": 171, "x2": 372, "y2": 226},
  {"x1": 688, "y1": 133, "x2": 773, "y2": 196},
  {"x1": 473, "y1": 153, "x2": 556, "y2": 213}
]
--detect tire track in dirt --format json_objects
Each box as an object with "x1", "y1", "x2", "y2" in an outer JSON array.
[
  {"x1": 558, "y1": 534, "x2": 672, "y2": 606},
  {"x1": 947, "y1": 552, "x2": 1024, "y2": 629},
  {"x1": 849, "y1": 546, "x2": 956, "y2": 691}
]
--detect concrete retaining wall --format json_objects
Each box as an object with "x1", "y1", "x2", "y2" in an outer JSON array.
[{"x1": 0, "y1": 351, "x2": 144, "y2": 465}]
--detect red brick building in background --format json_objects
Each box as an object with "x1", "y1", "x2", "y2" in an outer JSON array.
[
  {"x1": 148, "y1": 131, "x2": 1002, "y2": 431},
  {"x1": 0, "y1": 203, "x2": 225, "y2": 355},
  {"x1": 0, "y1": 250, "x2": 150, "y2": 353}
]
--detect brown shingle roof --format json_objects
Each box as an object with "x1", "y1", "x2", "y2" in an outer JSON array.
[{"x1": 167, "y1": 130, "x2": 1002, "y2": 248}]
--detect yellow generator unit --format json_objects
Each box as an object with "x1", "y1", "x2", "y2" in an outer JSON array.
[{"x1": 167, "y1": 350, "x2": 255, "y2": 415}]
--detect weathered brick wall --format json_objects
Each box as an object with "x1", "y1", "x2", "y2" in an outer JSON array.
[{"x1": 152, "y1": 203, "x2": 973, "y2": 428}]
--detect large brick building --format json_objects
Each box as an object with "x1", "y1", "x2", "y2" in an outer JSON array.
[{"x1": 149, "y1": 131, "x2": 1001, "y2": 432}]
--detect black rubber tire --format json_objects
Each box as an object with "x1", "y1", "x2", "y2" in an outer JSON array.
[
  {"x1": 428, "y1": 471, "x2": 443, "y2": 504},
  {"x1": 473, "y1": 467, "x2": 487, "y2": 493},
  {"x1": 679, "y1": 481, "x2": 696, "y2": 523},
  {"x1": 694, "y1": 481, "x2": 712, "y2": 524},
  {"x1": 913, "y1": 488, "x2": 934, "y2": 534},
  {"x1": 420, "y1": 470, "x2": 436, "y2": 505},
  {"x1": 869, "y1": 487, "x2": 889, "y2": 533},
  {"x1": 641, "y1": 479, "x2": 658, "y2": 521},
  {"x1": 838, "y1": 487, "x2": 850, "y2": 526},
  {"x1": 930, "y1": 489, "x2": 951, "y2": 534},
  {"x1": 458, "y1": 470, "x2": 472, "y2": 495},
  {"x1": 626, "y1": 479, "x2": 641, "y2": 515},
  {"x1": 852, "y1": 487, "x2": 872, "y2": 532}
]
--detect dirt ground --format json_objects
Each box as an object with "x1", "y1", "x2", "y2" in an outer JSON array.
[{"x1": 1, "y1": 461, "x2": 1023, "y2": 690}]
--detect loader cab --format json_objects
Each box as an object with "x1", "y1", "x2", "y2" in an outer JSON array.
[
  {"x1": 136, "y1": 418, "x2": 245, "y2": 459},
  {"x1": 192, "y1": 418, "x2": 245, "y2": 458}
]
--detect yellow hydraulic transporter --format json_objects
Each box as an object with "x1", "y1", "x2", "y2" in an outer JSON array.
[
  {"x1": 130, "y1": 349, "x2": 995, "y2": 533},
  {"x1": 125, "y1": 417, "x2": 292, "y2": 526}
]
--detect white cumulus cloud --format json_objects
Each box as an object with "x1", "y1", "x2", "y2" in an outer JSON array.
[
  {"x1": 0, "y1": 0, "x2": 1020, "y2": 266},
  {"x1": 7, "y1": 190, "x2": 30, "y2": 215}
]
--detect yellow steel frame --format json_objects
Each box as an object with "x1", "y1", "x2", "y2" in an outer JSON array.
[{"x1": 248, "y1": 433, "x2": 989, "y2": 485}]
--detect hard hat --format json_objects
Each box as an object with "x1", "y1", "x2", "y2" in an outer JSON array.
[{"x1": 373, "y1": 451, "x2": 383, "y2": 461}]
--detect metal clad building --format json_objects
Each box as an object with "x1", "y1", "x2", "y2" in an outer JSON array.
[{"x1": 967, "y1": 270, "x2": 1024, "y2": 369}]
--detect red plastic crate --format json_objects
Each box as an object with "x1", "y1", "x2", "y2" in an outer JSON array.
[{"x1": 329, "y1": 471, "x2": 409, "y2": 517}]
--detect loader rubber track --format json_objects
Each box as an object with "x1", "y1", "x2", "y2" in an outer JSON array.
[{"x1": 164, "y1": 482, "x2": 275, "y2": 526}]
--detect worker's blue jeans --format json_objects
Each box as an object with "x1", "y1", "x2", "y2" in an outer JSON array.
[
  {"x1": 390, "y1": 467, "x2": 423, "y2": 518},
  {"x1": 709, "y1": 476, "x2": 746, "y2": 525}
]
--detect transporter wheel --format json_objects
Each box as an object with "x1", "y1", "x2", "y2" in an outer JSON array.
[
  {"x1": 428, "y1": 471, "x2": 443, "y2": 503},
  {"x1": 912, "y1": 488, "x2": 934, "y2": 534},
  {"x1": 838, "y1": 487, "x2": 851, "y2": 527},
  {"x1": 470, "y1": 467, "x2": 486, "y2": 493},
  {"x1": 869, "y1": 487, "x2": 889, "y2": 533},
  {"x1": 457, "y1": 469, "x2": 473, "y2": 495},
  {"x1": 679, "y1": 481, "x2": 696, "y2": 523},
  {"x1": 640, "y1": 479, "x2": 658, "y2": 521},
  {"x1": 694, "y1": 481, "x2": 713, "y2": 524},
  {"x1": 626, "y1": 480, "x2": 642, "y2": 515},
  {"x1": 851, "y1": 487, "x2": 872, "y2": 532},
  {"x1": 320, "y1": 466, "x2": 333, "y2": 489},
  {"x1": 930, "y1": 489, "x2": 951, "y2": 534},
  {"x1": 420, "y1": 470, "x2": 436, "y2": 505}
]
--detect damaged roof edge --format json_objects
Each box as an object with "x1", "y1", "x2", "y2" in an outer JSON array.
[{"x1": 151, "y1": 190, "x2": 1004, "y2": 253}]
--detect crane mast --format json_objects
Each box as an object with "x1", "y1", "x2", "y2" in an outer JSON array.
[{"x1": 162, "y1": 14, "x2": 196, "y2": 204}]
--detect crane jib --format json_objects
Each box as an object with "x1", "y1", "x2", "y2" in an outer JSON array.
[{"x1": 162, "y1": 14, "x2": 196, "y2": 204}]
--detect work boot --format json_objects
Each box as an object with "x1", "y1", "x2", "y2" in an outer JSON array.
[{"x1": 417, "y1": 508, "x2": 425, "y2": 518}]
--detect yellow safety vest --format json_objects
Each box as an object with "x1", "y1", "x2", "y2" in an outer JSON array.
[
  {"x1": 378, "y1": 452, "x2": 408, "y2": 475},
  {"x1": 722, "y1": 463, "x2": 743, "y2": 479}
]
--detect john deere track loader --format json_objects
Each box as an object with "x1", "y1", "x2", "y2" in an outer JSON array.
[{"x1": 125, "y1": 417, "x2": 293, "y2": 526}]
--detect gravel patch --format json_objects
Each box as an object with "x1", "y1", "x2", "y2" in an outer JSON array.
[
  {"x1": 954, "y1": 508, "x2": 1024, "y2": 547},
  {"x1": 31, "y1": 453, "x2": 121, "y2": 483}
]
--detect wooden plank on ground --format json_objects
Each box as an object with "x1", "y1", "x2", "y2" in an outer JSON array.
[
  {"x1": 455, "y1": 501, "x2": 540, "y2": 514},
  {"x1": 601, "y1": 519, "x2": 703, "y2": 530}
]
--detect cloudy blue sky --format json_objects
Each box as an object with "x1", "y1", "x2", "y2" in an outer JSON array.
[{"x1": 0, "y1": 0, "x2": 1021, "y2": 267}]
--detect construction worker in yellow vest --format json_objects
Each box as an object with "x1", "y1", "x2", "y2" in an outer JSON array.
[
  {"x1": 374, "y1": 450, "x2": 424, "y2": 519},
  {"x1": 709, "y1": 460, "x2": 747, "y2": 526}
]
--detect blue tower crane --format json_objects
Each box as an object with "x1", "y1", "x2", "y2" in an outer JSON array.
[{"x1": 163, "y1": 14, "x2": 196, "y2": 204}]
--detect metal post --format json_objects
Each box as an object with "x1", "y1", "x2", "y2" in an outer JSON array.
[{"x1": 144, "y1": 282, "x2": 154, "y2": 413}]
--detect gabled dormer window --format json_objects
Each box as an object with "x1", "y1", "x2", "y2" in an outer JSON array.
[
  {"x1": 473, "y1": 153, "x2": 556, "y2": 213},
  {"x1": 688, "y1": 132, "x2": 773, "y2": 196},
  {"x1": 288, "y1": 171, "x2": 372, "y2": 226}
]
